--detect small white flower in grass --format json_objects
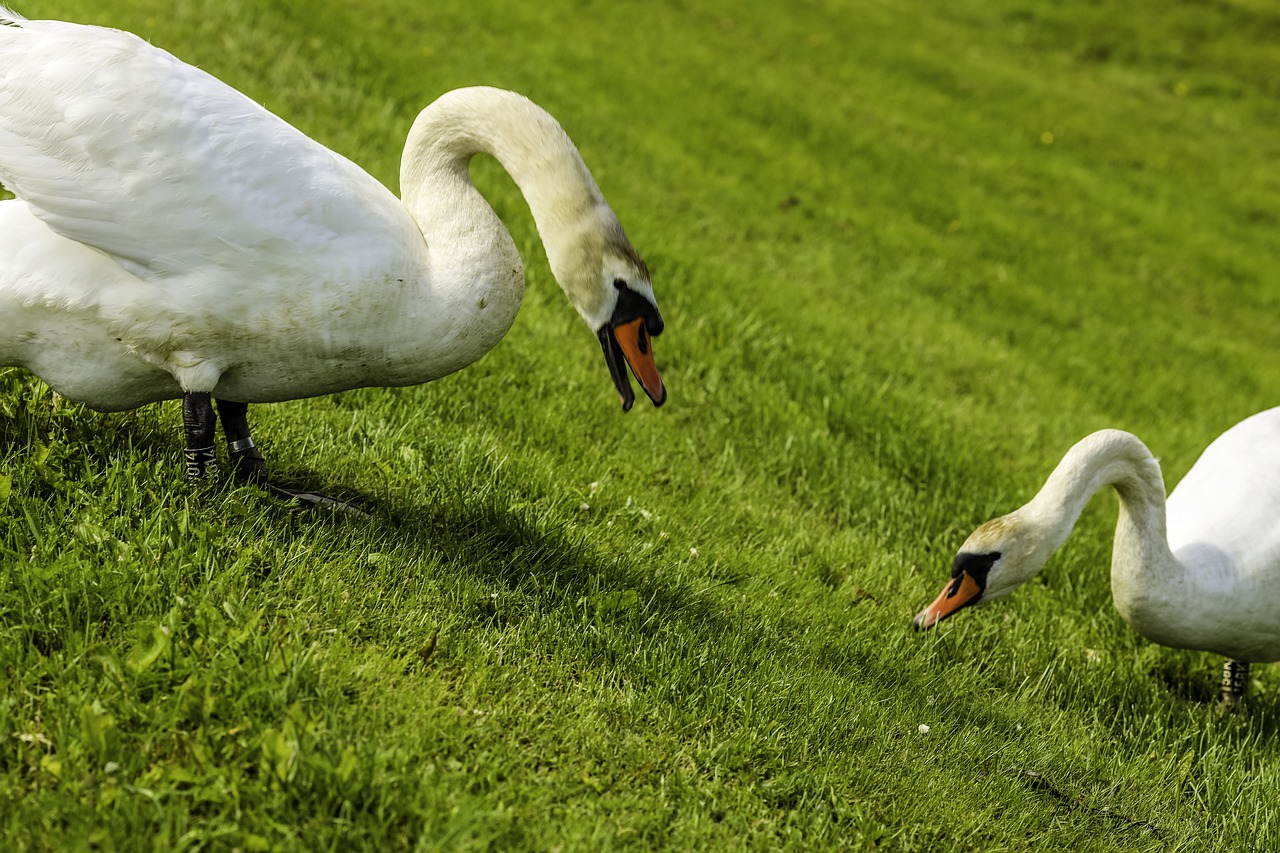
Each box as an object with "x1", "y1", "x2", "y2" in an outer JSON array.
[
  {"x1": 918, "y1": 724, "x2": 930, "y2": 734},
  {"x1": 589, "y1": 482, "x2": 599, "y2": 493},
  {"x1": 690, "y1": 547, "x2": 699, "y2": 558},
  {"x1": 1084, "y1": 648, "x2": 1100, "y2": 663},
  {"x1": 578, "y1": 503, "x2": 590, "y2": 512},
  {"x1": 1016, "y1": 724, "x2": 1023, "y2": 732}
]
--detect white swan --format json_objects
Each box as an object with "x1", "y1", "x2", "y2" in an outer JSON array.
[
  {"x1": 915, "y1": 408, "x2": 1280, "y2": 701},
  {"x1": 0, "y1": 8, "x2": 666, "y2": 492}
]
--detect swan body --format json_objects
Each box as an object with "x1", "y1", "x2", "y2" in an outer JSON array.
[
  {"x1": 0, "y1": 8, "x2": 665, "y2": 476},
  {"x1": 915, "y1": 408, "x2": 1280, "y2": 665}
]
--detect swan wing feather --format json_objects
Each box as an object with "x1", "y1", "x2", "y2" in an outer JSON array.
[
  {"x1": 1166, "y1": 408, "x2": 1280, "y2": 585},
  {"x1": 0, "y1": 16, "x2": 403, "y2": 281}
]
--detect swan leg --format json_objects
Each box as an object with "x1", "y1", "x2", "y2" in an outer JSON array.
[
  {"x1": 214, "y1": 398, "x2": 267, "y2": 484},
  {"x1": 181, "y1": 392, "x2": 219, "y2": 481},
  {"x1": 210, "y1": 398, "x2": 369, "y2": 517},
  {"x1": 180, "y1": 395, "x2": 365, "y2": 517},
  {"x1": 1221, "y1": 659, "x2": 1250, "y2": 706}
]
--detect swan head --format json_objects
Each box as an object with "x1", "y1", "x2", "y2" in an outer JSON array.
[
  {"x1": 913, "y1": 512, "x2": 1054, "y2": 630},
  {"x1": 555, "y1": 209, "x2": 666, "y2": 411}
]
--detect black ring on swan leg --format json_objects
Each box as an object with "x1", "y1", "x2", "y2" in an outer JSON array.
[
  {"x1": 1221, "y1": 659, "x2": 1250, "y2": 707},
  {"x1": 215, "y1": 398, "x2": 267, "y2": 484},
  {"x1": 182, "y1": 393, "x2": 220, "y2": 482}
]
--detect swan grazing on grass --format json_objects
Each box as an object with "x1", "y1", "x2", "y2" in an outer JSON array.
[
  {"x1": 915, "y1": 408, "x2": 1280, "y2": 704},
  {"x1": 0, "y1": 8, "x2": 665, "y2": 501}
]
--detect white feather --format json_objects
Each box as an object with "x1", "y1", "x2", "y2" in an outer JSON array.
[{"x1": 0, "y1": 12, "x2": 653, "y2": 408}]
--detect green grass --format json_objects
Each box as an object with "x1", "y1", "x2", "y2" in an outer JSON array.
[{"x1": 3, "y1": 0, "x2": 1280, "y2": 849}]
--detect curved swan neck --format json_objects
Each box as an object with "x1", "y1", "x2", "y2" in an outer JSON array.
[
  {"x1": 1024, "y1": 429, "x2": 1175, "y2": 580},
  {"x1": 400, "y1": 87, "x2": 613, "y2": 283}
]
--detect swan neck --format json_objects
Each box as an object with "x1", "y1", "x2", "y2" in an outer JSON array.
[
  {"x1": 400, "y1": 87, "x2": 608, "y2": 276},
  {"x1": 1025, "y1": 429, "x2": 1176, "y2": 580}
]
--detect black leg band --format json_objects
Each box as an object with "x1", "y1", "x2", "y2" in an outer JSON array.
[
  {"x1": 1222, "y1": 659, "x2": 1250, "y2": 706},
  {"x1": 182, "y1": 393, "x2": 220, "y2": 482},
  {"x1": 184, "y1": 445, "x2": 219, "y2": 481}
]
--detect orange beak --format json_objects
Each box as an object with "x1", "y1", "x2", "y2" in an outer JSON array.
[
  {"x1": 613, "y1": 318, "x2": 665, "y2": 405},
  {"x1": 913, "y1": 570, "x2": 983, "y2": 630},
  {"x1": 600, "y1": 317, "x2": 666, "y2": 410}
]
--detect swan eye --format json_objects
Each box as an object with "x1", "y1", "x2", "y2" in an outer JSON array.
[
  {"x1": 952, "y1": 551, "x2": 1000, "y2": 585},
  {"x1": 609, "y1": 279, "x2": 664, "y2": 337}
]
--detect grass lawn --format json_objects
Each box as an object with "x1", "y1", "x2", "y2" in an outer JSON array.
[{"x1": 3, "y1": 0, "x2": 1280, "y2": 849}]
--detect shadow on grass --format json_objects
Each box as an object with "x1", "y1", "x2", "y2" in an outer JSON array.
[
  {"x1": 10, "y1": 378, "x2": 1276, "y2": 750},
  {"x1": 0, "y1": 382, "x2": 384, "y2": 512},
  {"x1": 2, "y1": 385, "x2": 739, "y2": 640},
  {"x1": 366, "y1": 493, "x2": 738, "y2": 641}
]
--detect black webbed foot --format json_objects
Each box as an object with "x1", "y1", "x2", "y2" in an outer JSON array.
[
  {"x1": 264, "y1": 483, "x2": 371, "y2": 518},
  {"x1": 216, "y1": 397, "x2": 368, "y2": 516}
]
